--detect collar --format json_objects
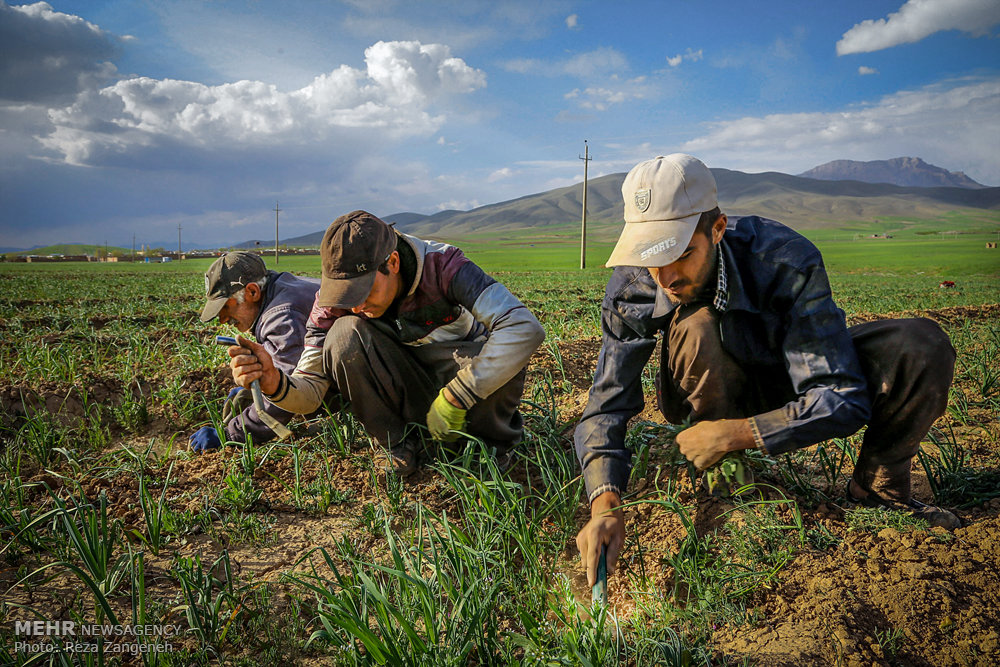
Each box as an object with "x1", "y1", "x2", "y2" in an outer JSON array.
[
  {"x1": 251, "y1": 270, "x2": 279, "y2": 333},
  {"x1": 650, "y1": 245, "x2": 729, "y2": 318},
  {"x1": 713, "y1": 247, "x2": 729, "y2": 312}
]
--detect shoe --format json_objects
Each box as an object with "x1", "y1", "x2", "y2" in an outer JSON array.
[
  {"x1": 493, "y1": 445, "x2": 519, "y2": 473},
  {"x1": 846, "y1": 480, "x2": 960, "y2": 530},
  {"x1": 389, "y1": 440, "x2": 418, "y2": 477}
]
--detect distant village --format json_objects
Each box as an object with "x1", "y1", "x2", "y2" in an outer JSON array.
[{"x1": 3, "y1": 248, "x2": 321, "y2": 263}]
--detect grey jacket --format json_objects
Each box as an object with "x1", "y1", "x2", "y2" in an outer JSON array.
[{"x1": 225, "y1": 270, "x2": 320, "y2": 443}]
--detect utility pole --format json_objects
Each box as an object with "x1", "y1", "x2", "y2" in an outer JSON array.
[
  {"x1": 274, "y1": 201, "x2": 281, "y2": 265},
  {"x1": 132, "y1": 234, "x2": 135, "y2": 263},
  {"x1": 177, "y1": 223, "x2": 182, "y2": 260},
  {"x1": 579, "y1": 140, "x2": 592, "y2": 269}
]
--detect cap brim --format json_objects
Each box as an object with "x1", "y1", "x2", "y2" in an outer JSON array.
[
  {"x1": 605, "y1": 212, "x2": 700, "y2": 268},
  {"x1": 200, "y1": 296, "x2": 229, "y2": 322},
  {"x1": 317, "y1": 271, "x2": 378, "y2": 309}
]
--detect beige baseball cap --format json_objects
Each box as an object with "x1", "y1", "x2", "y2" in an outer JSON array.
[{"x1": 606, "y1": 154, "x2": 718, "y2": 267}]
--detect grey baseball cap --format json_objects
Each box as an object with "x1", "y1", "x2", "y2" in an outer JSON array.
[
  {"x1": 200, "y1": 252, "x2": 267, "y2": 322},
  {"x1": 606, "y1": 154, "x2": 718, "y2": 267}
]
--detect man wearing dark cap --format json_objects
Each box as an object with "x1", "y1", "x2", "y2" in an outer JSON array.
[
  {"x1": 189, "y1": 251, "x2": 319, "y2": 453},
  {"x1": 574, "y1": 153, "x2": 959, "y2": 588},
  {"x1": 228, "y1": 210, "x2": 545, "y2": 474}
]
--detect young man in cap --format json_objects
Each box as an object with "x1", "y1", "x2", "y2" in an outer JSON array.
[
  {"x1": 227, "y1": 210, "x2": 545, "y2": 474},
  {"x1": 189, "y1": 251, "x2": 319, "y2": 453},
  {"x1": 575, "y1": 153, "x2": 958, "y2": 587}
]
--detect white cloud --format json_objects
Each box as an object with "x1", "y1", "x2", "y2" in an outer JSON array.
[
  {"x1": 437, "y1": 197, "x2": 481, "y2": 211},
  {"x1": 563, "y1": 77, "x2": 647, "y2": 111},
  {"x1": 563, "y1": 47, "x2": 628, "y2": 78},
  {"x1": 501, "y1": 47, "x2": 628, "y2": 78},
  {"x1": 858, "y1": 66, "x2": 879, "y2": 75},
  {"x1": 37, "y1": 40, "x2": 486, "y2": 166},
  {"x1": 666, "y1": 48, "x2": 704, "y2": 68},
  {"x1": 488, "y1": 167, "x2": 514, "y2": 182},
  {"x1": 837, "y1": 0, "x2": 1000, "y2": 55},
  {"x1": 680, "y1": 76, "x2": 1000, "y2": 185},
  {"x1": 566, "y1": 14, "x2": 579, "y2": 29},
  {"x1": 0, "y1": 1, "x2": 122, "y2": 103}
]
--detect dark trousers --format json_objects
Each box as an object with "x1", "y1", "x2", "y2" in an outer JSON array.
[
  {"x1": 322, "y1": 315, "x2": 526, "y2": 451},
  {"x1": 656, "y1": 305, "x2": 955, "y2": 501}
]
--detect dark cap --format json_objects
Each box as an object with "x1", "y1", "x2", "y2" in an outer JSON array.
[
  {"x1": 200, "y1": 252, "x2": 267, "y2": 322},
  {"x1": 318, "y1": 210, "x2": 397, "y2": 309}
]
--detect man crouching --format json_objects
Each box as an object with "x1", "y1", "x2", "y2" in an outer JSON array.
[{"x1": 228, "y1": 210, "x2": 545, "y2": 474}]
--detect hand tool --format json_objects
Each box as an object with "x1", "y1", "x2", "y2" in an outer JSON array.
[
  {"x1": 592, "y1": 544, "x2": 607, "y2": 606},
  {"x1": 215, "y1": 335, "x2": 293, "y2": 440}
]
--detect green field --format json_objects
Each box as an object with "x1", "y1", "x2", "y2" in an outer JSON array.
[{"x1": 1, "y1": 222, "x2": 999, "y2": 665}]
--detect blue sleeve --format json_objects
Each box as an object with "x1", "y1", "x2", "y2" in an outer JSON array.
[
  {"x1": 574, "y1": 269, "x2": 661, "y2": 503},
  {"x1": 749, "y1": 260, "x2": 871, "y2": 453}
]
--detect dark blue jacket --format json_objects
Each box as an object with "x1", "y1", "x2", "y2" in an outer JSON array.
[
  {"x1": 225, "y1": 270, "x2": 319, "y2": 443},
  {"x1": 575, "y1": 216, "x2": 871, "y2": 502}
]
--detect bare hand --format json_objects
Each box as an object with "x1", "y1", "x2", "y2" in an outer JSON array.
[
  {"x1": 676, "y1": 418, "x2": 754, "y2": 470},
  {"x1": 576, "y1": 490, "x2": 625, "y2": 587},
  {"x1": 228, "y1": 335, "x2": 280, "y2": 395}
]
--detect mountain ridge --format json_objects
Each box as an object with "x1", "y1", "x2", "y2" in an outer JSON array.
[
  {"x1": 196, "y1": 158, "x2": 1000, "y2": 249},
  {"x1": 797, "y1": 157, "x2": 986, "y2": 189},
  {"x1": 263, "y1": 165, "x2": 999, "y2": 247}
]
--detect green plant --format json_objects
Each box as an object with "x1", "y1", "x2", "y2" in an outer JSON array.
[
  {"x1": 918, "y1": 426, "x2": 1000, "y2": 508},
  {"x1": 216, "y1": 470, "x2": 263, "y2": 511},
  {"x1": 173, "y1": 551, "x2": 257, "y2": 654},
  {"x1": 723, "y1": 491, "x2": 806, "y2": 571},
  {"x1": 875, "y1": 626, "x2": 905, "y2": 659},
  {"x1": 844, "y1": 506, "x2": 931, "y2": 533},
  {"x1": 135, "y1": 461, "x2": 175, "y2": 555},
  {"x1": 54, "y1": 490, "x2": 130, "y2": 598}
]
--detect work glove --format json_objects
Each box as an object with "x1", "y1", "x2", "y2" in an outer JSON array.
[
  {"x1": 221, "y1": 386, "x2": 253, "y2": 423},
  {"x1": 425, "y1": 389, "x2": 466, "y2": 442},
  {"x1": 189, "y1": 426, "x2": 222, "y2": 454}
]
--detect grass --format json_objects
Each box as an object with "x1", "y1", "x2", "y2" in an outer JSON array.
[{"x1": 0, "y1": 226, "x2": 998, "y2": 664}]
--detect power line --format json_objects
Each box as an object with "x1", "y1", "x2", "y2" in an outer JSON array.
[
  {"x1": 579, "y1": 140, "x2": 592, "y2": 270},
  {"x1": 274, "y1": 201, "x2": 281, "y2": 265}
]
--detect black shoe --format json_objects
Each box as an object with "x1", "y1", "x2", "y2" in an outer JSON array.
[
  {"x1": 389, "y1": 440, "x2": 418, "y2": 477},
  {"x1": 846, "y1": 480, "x2": 960, "y2": 530}
]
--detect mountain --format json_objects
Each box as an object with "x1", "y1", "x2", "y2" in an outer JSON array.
[
  {"x1": 798, "y1": 157, "x2": 987, "y2": 189},
  {"x1": 237, "y1": 165, "x2": 1000, "y2": 247},
  {"x1": 0, "y1": 244, "x2": 43, "y2": 254},
  {"x1": 389, "y1": 168, "x2": 1000, "y2": 237},
  {"x1": 1, "y1": 243, "x2": 131, "y2": 258}
]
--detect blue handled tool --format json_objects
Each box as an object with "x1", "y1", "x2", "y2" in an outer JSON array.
[
  {"x1": 215, "y1": 336, "x2": 292, "y2": 440},
  {"x1": 592, "y1": 544, "x2": 607, "y2": 605}
]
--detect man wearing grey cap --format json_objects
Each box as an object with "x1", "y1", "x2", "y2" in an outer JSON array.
[
  {"x1": 227, "y1": 210, "x2": 545, "y2": 474},
  {"x1": 575, "y1": 154, "x2": 958, "y2": 586},
  {"x1": 189, "y1": 251, "x2": 319, "y2": 453}
]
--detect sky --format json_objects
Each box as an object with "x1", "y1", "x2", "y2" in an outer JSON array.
[{"x1": 1, "y1": 0, "x2": 999, "y2": 250}]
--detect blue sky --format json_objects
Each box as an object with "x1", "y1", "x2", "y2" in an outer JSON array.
[{"x1": 2, "y1": 0, "x2": 998, "y2": 249}]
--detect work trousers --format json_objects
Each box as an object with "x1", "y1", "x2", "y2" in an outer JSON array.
[
  {"x1": 322, "y1": 315, "x2": 526, "y2": 451},
  {"x1": 656, "y1": 305, "x2": 956, "y2": 501}
]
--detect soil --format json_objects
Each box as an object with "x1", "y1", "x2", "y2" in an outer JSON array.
[{"x1": 1, "y1": 304, "x2": 998, "y2": 665}]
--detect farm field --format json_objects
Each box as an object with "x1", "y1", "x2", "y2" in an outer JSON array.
[{"x1": 1, "y1": 230, "x2": 999, "y2": 665}]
